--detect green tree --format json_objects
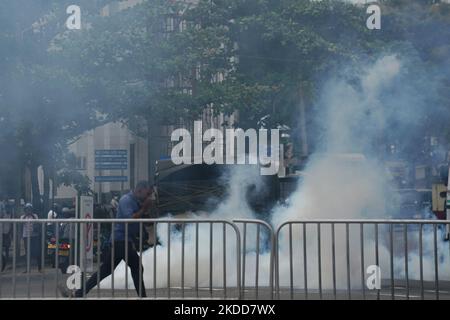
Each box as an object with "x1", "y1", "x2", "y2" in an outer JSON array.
[
  {"x1": 0, "y1": 1, "x2": 104, "y2": 214},
  {"x1": 57, "y1": 0, "x2": 240, "y2": 181}
]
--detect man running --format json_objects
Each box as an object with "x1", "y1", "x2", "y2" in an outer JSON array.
[{"x1": 68, "y1": 181, "x2": 153, "y2": 298}]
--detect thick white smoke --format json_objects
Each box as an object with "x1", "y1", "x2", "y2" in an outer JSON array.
[
  {"x1": 273, "y1": 55, "x2": 450, "y2": 289},
  {"x1": 100, "y1": 165, "x2": 271, "y2": 291},
  {"x1": 101, "y1": 55, "x2": 450, "y2": 294}
]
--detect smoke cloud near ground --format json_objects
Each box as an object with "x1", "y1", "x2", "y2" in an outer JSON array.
[
  {"x1": 274, "y1": 54, "x2": 450, "y2": 288},
  {"x1": 102, "y1": 165, "x2": 266, "y2": 290},
  {"x1": 103, "y1": 54, "x2": 450, "y2": 292}
]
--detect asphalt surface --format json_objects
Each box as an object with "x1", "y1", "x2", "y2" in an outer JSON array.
[{"x1": 1, "y1": 267, "x2": 449, "y2": 300}]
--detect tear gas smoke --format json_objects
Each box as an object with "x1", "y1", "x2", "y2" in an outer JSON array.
[{"x1": 102, "y1": 55, "x2": 450, "y2": 292}]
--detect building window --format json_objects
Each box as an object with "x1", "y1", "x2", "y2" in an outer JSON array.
[{"x1": 75, "y1": 156, "x2": 87, "y2": 170}]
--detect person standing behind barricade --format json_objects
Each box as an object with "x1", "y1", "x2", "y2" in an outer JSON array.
[
  {"x1": 110, "y1": 194, "x2": 119, "y2": 215},
  {"x1": 60, "y1": 207, "x2": 75, "y2": 242},
  {"x1": 47, "y1": 203, "x2": 59, "y2": 236},
  {"x1": 20, "y1": 203, "x2": 41, "y2": 273},
  {"x1": 48, "y1": 207, "x2": 72, "y2": 269},
  {"x1": 1, "y1": 197, "x2": 12, "y2": 272},
  {"x1": 61, "y1": 181, "x2": 153, "y2": 298}
]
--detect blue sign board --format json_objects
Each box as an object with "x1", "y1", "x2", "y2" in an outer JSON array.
[
  {"x1": 95, "y1": 150, "x2": 127, "y2": 156},
  {"x1": 95, "y1": 149, "x2": 128, "y2": 170},
  {"x1": 95, "y1": 163, "x2": 127, "y2": 170},
  {"x1": 95, "y1": 157, "x2": 127, "y2": 162},
  {"x1": 95, "y1": 176, "x2": 128, "y2": 183}
]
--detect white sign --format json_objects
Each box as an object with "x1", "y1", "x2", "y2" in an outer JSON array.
[{"x1": 79, "y1": 196, "x2": 94, "y2": 272}]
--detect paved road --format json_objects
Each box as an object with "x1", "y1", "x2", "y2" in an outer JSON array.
[{"x1": 1, "y1": 268, "x2": 449, "y2": 299}]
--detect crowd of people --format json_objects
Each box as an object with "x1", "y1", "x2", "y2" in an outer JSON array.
[{"x1": 0, "y1": 198, "x2": 78, "y2": 273}]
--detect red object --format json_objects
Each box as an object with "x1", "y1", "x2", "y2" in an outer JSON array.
[{"x1": 435, "y1": 211, "x2": 446, "y2": 220}]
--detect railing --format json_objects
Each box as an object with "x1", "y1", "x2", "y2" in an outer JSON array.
[
  {"x1": 0, "y1": 219, "x2": 241, "y2": 299},
  {"x1": 275, "y1": 220, "x2": 450, "y2": 300},
  {"x1": 1, "y1": 218, "x2": 450, "y2": 300},
  {"x1": 233, "y1": 219, "x2": 275, "y2": 299}
]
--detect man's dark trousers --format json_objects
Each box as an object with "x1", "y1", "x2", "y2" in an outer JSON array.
[{"x1": 76, "y1": 241, "x2": 147, "y2": 297}]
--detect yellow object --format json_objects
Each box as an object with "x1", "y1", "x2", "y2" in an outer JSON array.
[{"x1": 432, "y1": 183, "x2": 446, "y2": 212}]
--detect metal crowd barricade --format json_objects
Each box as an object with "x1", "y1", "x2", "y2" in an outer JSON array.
[
  {"x1": 233, "y1": 219, "x2": 275, "y2": 299},
  {"x1": 0, "y1": 218, "x2": 241, "y2": 300},
  {"x1": 275, "y1": 219, "x2": 450, "y2": 300},
  {"x1": 2, "y1": 217, "x2": 450, "y2": 300}
]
